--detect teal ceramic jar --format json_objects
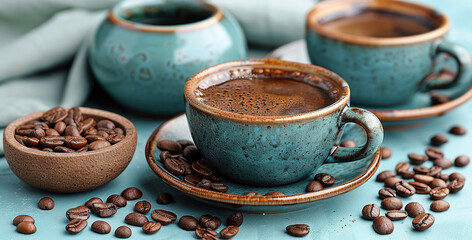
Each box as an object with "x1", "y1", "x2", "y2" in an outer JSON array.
[{"x1": 88, "y1": 0, "x2": 247, "y2": 115}]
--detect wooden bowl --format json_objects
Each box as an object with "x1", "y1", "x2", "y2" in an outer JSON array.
[{"x1": 3, "y1": 107, "x2": 137, "y2": 193}]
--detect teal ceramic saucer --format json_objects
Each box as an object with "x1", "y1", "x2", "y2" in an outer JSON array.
[
  {"x1": 146, "y1": 114, "x2": 380, "y2": 213},
  {"x1": 267, "y1": 40, "x2": 472, "y2": 128}
]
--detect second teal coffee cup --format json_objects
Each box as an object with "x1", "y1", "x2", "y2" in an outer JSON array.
[
  {"x1": 184, "y1": 59, "x2": 384, "y2": 186},
  {"x1": 89, "y1": 0, "x2": 246, "y2": 115},
  {"x1": 306, "y1": 0, "x2": 472, "y2": 107}
]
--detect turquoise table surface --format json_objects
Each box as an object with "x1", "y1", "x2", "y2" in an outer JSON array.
[{"x1": 1, "y1": 0, "x2": 472, "y2": 239}]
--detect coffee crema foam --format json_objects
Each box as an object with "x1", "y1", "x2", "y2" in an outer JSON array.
[{"x1": 195, "y1": 70, "x2": 338, "y2": 116}]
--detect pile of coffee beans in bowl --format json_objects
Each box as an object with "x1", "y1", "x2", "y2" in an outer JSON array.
[{"x1": 14, "y1": 107, "x2": 125, "y2": 153}]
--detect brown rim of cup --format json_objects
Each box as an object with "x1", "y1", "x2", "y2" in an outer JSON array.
[
  {"x1": 183, "y1": 58, "x2": 350, "y2": 124},
  {"x1": 108, "y1": 0, "x2": 224, "y2": 33},
  {"x1": 306, "y1": 0, "x2": 449, "y2": 46}
]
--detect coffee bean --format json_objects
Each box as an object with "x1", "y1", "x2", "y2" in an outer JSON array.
[
  {"x1": 381, "y1": 197, "x2": 403, "y2": 210},
  {"x1": 372, "y1": 216, "x2": 393, "y2": 235},
  {"x1": 429, "y1": 178, "x2": 447, "y2": 188},
  {"x1": 314, "y1": 173, "x2": 335, "y2": 187},
  {"x1": 38, "y1": 197, "x2": 54, "y2": 210},
  {"x1": 399, "y1": 171, "x2": 415, "y2": 179},
  {"x1": 45, "y1": 128, "x2": 60, "y2": 136},
  {"x1": 67, "y1": 107, "x2": 83, "y2": 125},
  {"x1": 340, "y1": 140, "x2": 356, "y2": 148},
  {"x1": 16, "y1": 125, "x2": 35, "y2": 136},
  {"x1": 195, "y1": 225, "x2": 218, "y2": 238},
  {"x1": 429, "y1": 187, "x2": 449, "y2": 200},
  {"x1": 448, "y1": 178, "x2": 465, "y2": 193},
  {"x1": 135, "y1": 200, "x2": 151, "y2": 214},
  {"x1": 430, "y1": 134, "x2": 448, "y2": 146},
  {"x1": 199, "y1": 215, "x2": 222, "y2": 230},
  {"x1": 264, "y1": 192, "x2": 285, "y2": 197},
  {"x1": 449, "y1": 172, "x2": 465, "y2": 181},
  {"x1": 306, "y1": 180, "x2": 324, "y2": 192},
  {"x1": 425, "y1": 147, "x2": 444, "y2": 160},
  {"x1": 13, "y1": 215, "x2": 35, "y2": 226},
  {"x1": 183, "y1": 145, "x2": 201, "y2": 162},
  {"x1": 202, "y1": 233, "x2": 219, "y2": 240},
  {"x1": 430, "y1": 200, "x2": 450, "y2": 212},
  {"x1": 394, "y1": 181, "x2": 416, "y2": 197},
  {"x1": 455, "y1": 155, "x2": 470, "y2": 167},
  {"x1": 405, "y1": 202, "x2": 425, "y2": 218},
  {"x1": 197, "y1": 179, "x2": 212, "y2": 189},
  {"x1": 24, "y1": 137, "x2": 40, "y2": 147},
  {"x1": 412, "y1": 213, "x2": 434, "y2": 231},
  {"x1": 14, "y1": 135, "x2": 26, "y2": 145},
  {"x1": 428, "y1": 166, "x2": 442, "y2": 177},
  {"x1": 76, "y1": 145, "x2": 87, "y2": 152},
  {"x1": 17, "y1": 221, "x2": 37, "y2": 234},
  {"x1": 450, "y1": 125, "x2": 466, "y2": 135},
  {"x1": 177, "y1": 139, "x2": 194, "y2": 148},
  {"x1": 211, "y1": 183, "x2": 229, "y2": 193},
  {"x1": 378, "y1": 188, "x2": 396, "y2": 199},
  {"x1": 433, "y1": 158, "x2": 453, "y2": 169},
  {"x1": 413, "y1": 174, "x2": 434, "y2": 185},
  {"x1": 85, "y1": 134, "x2": 106, "y2": 143},
  {"x1": 395, "y1": 162, "x2": 410, "y2": 174},
  {"x1": 64, "y1": 136, "x2": 87, "y2": 149},
  {"x1": 376, "y1": 171, "x2": 396, "y2": 182},
  {"x1": 107, "y1": 194, "x2": 127, "y2": 208},
  {"x1": 64, "y1": 125, "x2": 81, "y2": 137},
  {"x1": 430, "y1": 92, "x2": 449, "y2": 105},
  {"x1": 115, "y1": 226, "x2": 132, "y2": 238},
  {"x1": 408, "y1": 153, "x2": 428, "y2": 165},
  {"x1": 413, "y1": 166, "x2": 430, "y2": 175},
  {"x1": 95, "y1": 119, "x2": 114, "y2": 130},
  {"x1": 43, "y1": 147, "x2": 54, "y2": 152},
  {"x1": 66, "y1": 219, "x2": 87, "y2": 234},
  {"x1": 121, "y1": 187, "x2": 142, "y2": 200},
  {"x1": 91, "y1": 220, "x2": 111, "y2": 234},
  {"x1": 41, "y1": 107, "x2": 67, "y2": 124},
  {"x1": 286, "y1": 224, "x2": 310, "y2": 237},
  {"x1": 66, "y1": 206, "x2": 90, "y2": 220},
  {"x1": 381, "y1": 147, "x2": 392, "y2": 159},
  {"x1": 159, "y1": 151, "x2": 171, "y2": 162},
  {"x1": 192, "y1": 160, "x2": 213, "y2": 178},
  {"x1": 30, "y1": 126, "x2": 45, "y2": 139},
  {"x1": 157, "y1": 140, "x2": 182, "y2": 153},
  {"x1": 125, "y1": 213, "x2": 149, "y2": 227},
  {"x1": 362, "y1": 204, "x2": 380, "y2": 220},
  {"x1": 409, "y1": 182, "x2": 431, "y2": 194},
  {"x1": 165, "y1": 158, "x2": 186, "y2": 176},
  {"x1": 55, "y1": 121, "x2": 66, "y2": 134},
  {"x1": 385, "y1": 210, "x2": 408, "y2": 221},
  {"x1": 227, "y1": 212, "x2": 243, "y2": 227},
  {"x1": 439, "y1": 173, "x2": 449, "y2": 182},
  {"x1": 384, "y1": 177, "x2": 403, "y2": 188},
  {"x1": 179, "y1": 215, "x2": 199, "y2": 231},
  {"x1": 96, "y1": 130, "x2": 109, "y2": 138},
  {"x1": 151, "y1": 209, "x2": 177, "y2": 225},
  {"x1": 184, "y1": 174, "x2": 202, "y2": 185},
  {"x1": 243, "y1": 192, "x2": 262, "y2": 197},
  {"x1": 92, "y1": 203, "x2": 118, "y2": 218},
  {"x1": 79, "y1": 118, "x2": 95, "y2": 133},
  {"x1": 220, "y1": 225, "x2": 239, "y2": 239},
  {"x1": 106, "y1": 134, "x2": 125, "y2": 144},
  {"x1": 85, "y1": 197, "x2": 103, "y2": 209},
  {"x1": 89, "y1": 140, "x2": 111, "y2": 150},
  {"x1": 54, "y1": 146, "x2": 75, "y2": 153},
  {"x1": 157, "y1": 193, "x2": 173, "y2": 205},
  {"x1": 142, "y1": 222, "x2": 161, "y2": 234}
]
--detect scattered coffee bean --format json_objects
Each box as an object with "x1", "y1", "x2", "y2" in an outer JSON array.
[
  {"x1": 196, "y1": 179, "x2": 212, "y2": 189},
  {"x1": 184, "y1": 174, "x2": 202, "y2": 185},
  {"x1": 448, "y1": 178, "x2": 465, "y2": 193},
  {"x1": 409, "y1": 182, "x2": 431, "y2": 194},
  {"x1": 151, "y1": 209, "x2": 177, "y2": 225},
  {"x1": 405, "y1": 202, "x2": 425, "y2": 218},
  {"x1": 430, "y1": 200, "x2": 450, "y2": 212},
  {"x1": 179, "y1": 215, "x2": 199, "y2": 231},
  {"x1": 376, "y1": 171, "x2": 396, "y2": 182},
  {"x1": 196, "y1": 225, "x2": 218, "y2": 238},
  {"x1": 428, "y1": 166, "x2": 442, "y2": 177},
  {"x1": 381, "y1": 147, "x2": 392, "y2": 159},
  {"x1": 430, "y1": 134, "x2": 448, "y2": 146},
  {"x1": 449, "y1": 125, "x2": 466, "y2": 135},
  {"x1": 121, "y1": 187, "x2": 142, "y2": 200},
  {"x1": 385, "y1": 210, "x2": 408, "y2": 221},
  {"x1": 413, "y1": 166, "x2": 430, "y2": 175},
  {"x1": 227, "y1": 212, "x2": 243, "y2": 227},
  {"x1": 183, "y1": 145, "x2": 201, "y2": 162},
  {"x1": 394, "y1": 181, "x2": 416, "y2": 197},
  {"x1": 66, "y1": 219, "x2": 87, "y2": 234},
  {"x1": 413, "y1": 174, "x2": 434, "y2": 185},
  {"x1": 340, "y1": 140, "x2": 356, "y2": 148},
  {"x1": 142, "y1": 222, "x2": 161, "y2": 234},
  {"x1": 243, "y1": 192, "x2": 262, "y2": 197},
  {"x1": 412, "y1": 213, "x2": 434, "y2": 231},
  {"x1": 433, "y1": 158, "x2": 453, "y2": 169},
  {"x1": 211, "y1": 183, "x2": 229, "y2": 193},
  {"x1": 165, "y1": 158, "x2": 186, "y2": 175},
  {"x1": 384, "y1": 177, "x2": 403, "y2": 188},
  {"x1": 157, "y1": 193, "x2": 173, "y2": 205},
  {"x1": 378, "y1": 188, "x2": 396, "y2": 199},
  {"x1": 192, "y1": 160, "x2": 213, "y2": 178},
  {"x1": 373, "y1": 216, "x2": 393, "y2": 235},
  {"x1": 13, "y1": 215, "x2": 35, "y2": 226},
  {"x1": 160, "y1": 151, "x2": 171, "y2": 162},
  {"x1": 362, "y1": 204, "x2": 380, "y2": 220},
  {"x1": 220, "y1": 225, "x2": 239, "y2": 239},
  {"x1": 314, "y1": 173, "x2": 335, "y2": 187},
  {"x1": 395, "y1": 162, "x2": 410, "y2": 174},
  {"x1": 135, "y1": 200, "x2": 151, "y2": 214},
  {"x1": 429, "y1": 187, "x2": 449, "y2": 200},
  {"x1": 286, "y1": 224, "x2": 310, "y2": 237},
  {"x1": 157, "y1": 140, "x2": 182, "y2": 153},
  {"x1": 92, "y1": 203, "x2": 118, "y2": 218},
  {"x1": 115, "y1": 226, "x2": 132, "y2": 238},
  {"x1": 107, "y1": 194, "x2": 127, "y2": 208},
  {"x1": 264, "y1": 192, "x2": 285, "y2": 197},
  {"x1": 125, "y1": 213, "x2": 149, "y2": 227},
  {"x1": 439, "y1": 173, "x2": 449, "y2": 182},
  {"x1": 429, "y1": 178, "x2": 447, "y2": 188},
  {"x1": 38, "y1": 197, "x2": 55, "y2": 210},
  {"x1": 85, "y1": 197, "x2": 103, "y2": 209},
  {"x1": 306, "y1": 180, "x2": 324, "y2": 192},
  {"x1": 66, "y1": 206, "x2": 90, "y2": 220},
  {"x1": 449, "y1": 172, "x2": 465, "y2": 181},
  {"x1": 41, "y1": 107, "x2": 67, "y2": 124},
  {"x1": 199, "y1": 215, "x2": 222, "y2": 230},
  {"x1": 399, "y1": 170, "x2": 415, "y2": 179},
  {"x1": 408, "y1": 153, "x2": 428, "y2": 165},
  {"x1": 381, "y1": 197, "x2": 403, "y2": 210},
  {"x1": 17, "y1": 221, "x2": 37, "y2": 234},
  {"x1": 425, "y1": 147, "x2": 444, "y2": 160},
  {"x1": 454, "y1": 155, "x2": 470, "y2": 167},
  {"x1": 177, "y1": 139, "x2": 194, "y2": 148},
  {"x1": 88, "y1": 140, "x2": 111, "y2": 150},
  {"x1": 91, "y1": 221, "x2": 111, "y2": 234}
]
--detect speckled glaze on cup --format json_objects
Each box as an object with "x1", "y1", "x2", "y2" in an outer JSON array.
[
  {"x1": 306, "y1": 0, "x2": 472, "y2": 107},
  {"x1": 88, "y1": 0, "x2": 246, "y2": 115},
  {"x1": 184, "y1": 59, "x2": 383, "y2": 186}
]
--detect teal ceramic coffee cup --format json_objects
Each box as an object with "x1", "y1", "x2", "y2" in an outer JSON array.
[
  {"x1": 88, "y1": 0, "x2": 246, "y2": 115},
  {"x1": 306, "y1": 0, "x2": 472, "y2": 107},
  {"x1": 184, "y1": 59, "x2": 384, "y2": 186}
]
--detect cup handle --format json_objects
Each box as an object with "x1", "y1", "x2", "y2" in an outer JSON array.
[
  {"x1": 325, "y1": 107, "x2": 384, "y2": 163},
  {"x1": 420, "y1": 40, "x2": 472, "y2": 91}
]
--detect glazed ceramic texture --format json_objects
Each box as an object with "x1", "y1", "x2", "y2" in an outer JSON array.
[{"x1": 88, "y1": 1, "x2": 247, "y2": 115}]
